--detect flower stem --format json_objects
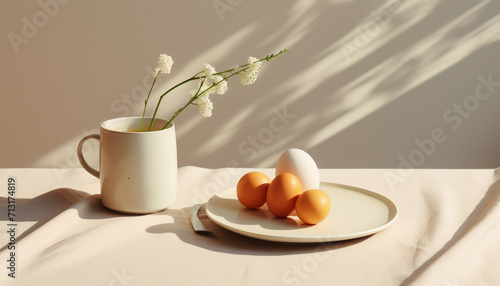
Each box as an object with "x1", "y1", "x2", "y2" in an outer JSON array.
[
  {"x1": 161, "y1": 67, "x2": 245, "y2": 129},
  {"x1": 162, "y1": 97, "x2": 195, "y2": 129},
  {"x1": 141, "y1": 76, "x2": 158, "y2": 131},
  {"x1": 154, "y1": 48, "x2": 290, "y2": 130},
  {"x1": 214, "y1": 48, "x2": 290, "y2": 76},
  {"x1": 148, "y1": 76, "x2": 199, "y2": 131}
]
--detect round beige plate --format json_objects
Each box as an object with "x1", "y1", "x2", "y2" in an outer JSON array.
[{"x1": 206, "y1": 182, "x2": 398, "y2": 243}]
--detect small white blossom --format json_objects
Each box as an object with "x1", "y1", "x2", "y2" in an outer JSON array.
[
  {"x1": 203, "y1": 64, "x2": 216, "y2": 78},
  {"x1": 141, "y1": 49, "x2": 287, "y2": 128},
  {"x1": 197, "y1": 95, "x2": 213, "y2": 118},
  {"x1": 154, "y1": 54, "x2": 173, "y2": 77},
  {"x1": 239, "y1": 70, "x2": 259, "y2": 85},
  {"x1": 189, "y1": 79, "x2": 215, "y2": 98},
  {"x1": 213, "y1": 75, "x2": 228, "y2": 95},
  {"x1": 189, "y1": 87, "x2": 198, "y2": 98},
  {"x1": 248, "y1": 57, "x2": 262, "y2": 72},
  {"x1": 239, "y1": 57, "x2": 262, "y2": 85},
  {"x1": 193, "y1": 64, "x2": 228, "y2": 96}
]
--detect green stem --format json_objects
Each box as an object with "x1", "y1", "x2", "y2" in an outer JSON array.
[
  {"x1": 162, "y1": 96, "x2": 196, "y2": 130},
  {"x1": 157, "y1": 48, "x2": 290, "y2": 130},
  {"x1": 211, "y1": 48, "x2": 289, "y2": 77},
  {"x1": 161, "y1": 67, "x2": 246, "y2": 129},
  {"x1": 148, "y1": 76, "x2": 200, "y2": 131},
  {"x1": 141, "y1": 76, "x2": 158, "y2": 131},
  {"x1": 162, "y1": 78, "x2": 205, "y2": 129}
]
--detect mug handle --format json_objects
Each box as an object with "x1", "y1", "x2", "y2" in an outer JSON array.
[{"x1": 77, "y1": 134, "x2": 100, "y2": 178}]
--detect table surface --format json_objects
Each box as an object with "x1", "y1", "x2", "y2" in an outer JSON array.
[{"x1": 1, "y1": 167, "x2": 499, "y2": 286}]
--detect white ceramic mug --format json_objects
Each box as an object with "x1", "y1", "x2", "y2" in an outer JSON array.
[{"x1": 77, "y1": 117, "x2": 177, "y2": 214}]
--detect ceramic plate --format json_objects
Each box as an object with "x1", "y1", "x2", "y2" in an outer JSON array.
[{"x1": 206, "y1": 182, "x2": 398, "y2": 243}]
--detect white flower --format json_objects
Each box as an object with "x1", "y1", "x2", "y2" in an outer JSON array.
[
  {"x1": 153, "y1": 54, "x2": 173, "y2": 77},
  {"x1": 248, "y1": 57, "x2": 262, "y2": 72},
  {"x1": 189, "y1": 79, "x2": 215, "y2": 98},
  {"x1": 189, "y1": 86, "x2": 198, "y2": 98},
  {"x1": 195, "y1": 64, "x2": 228, "y2": 95},
  {"x1": 213, "y1": 75, "x2": 228, "y2": 95},
  {"x1": 239, "y1": 70, "x2": 259, "y2": 85},
  {"x1": 239, "y1": 57, "x2": 262, "y2": 85},
  {"x1": 197, "y1": 95, "x2": 213, "y2": 118},
  {"x1": 203, "y1": 63, "x2": 216, "y2": 78}
]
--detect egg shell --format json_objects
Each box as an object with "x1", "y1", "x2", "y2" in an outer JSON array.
[
  {"x1": 236, "y1": 172, "x2": 271, "y2": 209},
  {"x1": 295, "y1": 189, "x2": 331, "y2": 225},
  {"x1": 266, "y1": 173, "x2": 302, "y2": 218},
  {"x1": 275, "y1": 149, "x2": 320, "y2": 191}
]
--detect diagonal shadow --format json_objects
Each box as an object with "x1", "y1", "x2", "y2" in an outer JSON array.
[
  {"x1": 1, "y1": 188, "x2": 369, "y2": 257},
  {"x1": 146, "y1": 203, "x2": 370, "y2": 256},
  {"x1": 0, "y1": 189, "x2": 93, "y2": 251},
  {"x1": 0, "y1": 188, "x2": 130, "y2": 252}
]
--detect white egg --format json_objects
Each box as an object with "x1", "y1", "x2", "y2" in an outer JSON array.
[{"x1": 275, "y1": 148, "x2": 320, "y2": 191}]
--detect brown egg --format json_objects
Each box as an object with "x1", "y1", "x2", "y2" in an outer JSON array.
[
  {"x1": 266, "y1": 173, "x2": 302, "y2": 218},
  {"x1": 236, "y1": 172, "x2": 271, "y2": 209},
  {"x1": 295, "y1": 189, "x2": 331, "y2": 225}
]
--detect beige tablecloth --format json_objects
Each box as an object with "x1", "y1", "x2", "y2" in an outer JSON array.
[{"x1": 1, "y1": 167, "x2": 499, "y2": 285}]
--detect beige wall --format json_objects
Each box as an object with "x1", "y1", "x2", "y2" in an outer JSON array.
[{"x1": 1, "y1": 0, "x2": 500, "y2": 169}]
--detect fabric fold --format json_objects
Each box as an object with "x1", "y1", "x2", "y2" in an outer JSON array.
[{"x1": 401, "y1": 176, "x2": 500, "y2": 285}]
